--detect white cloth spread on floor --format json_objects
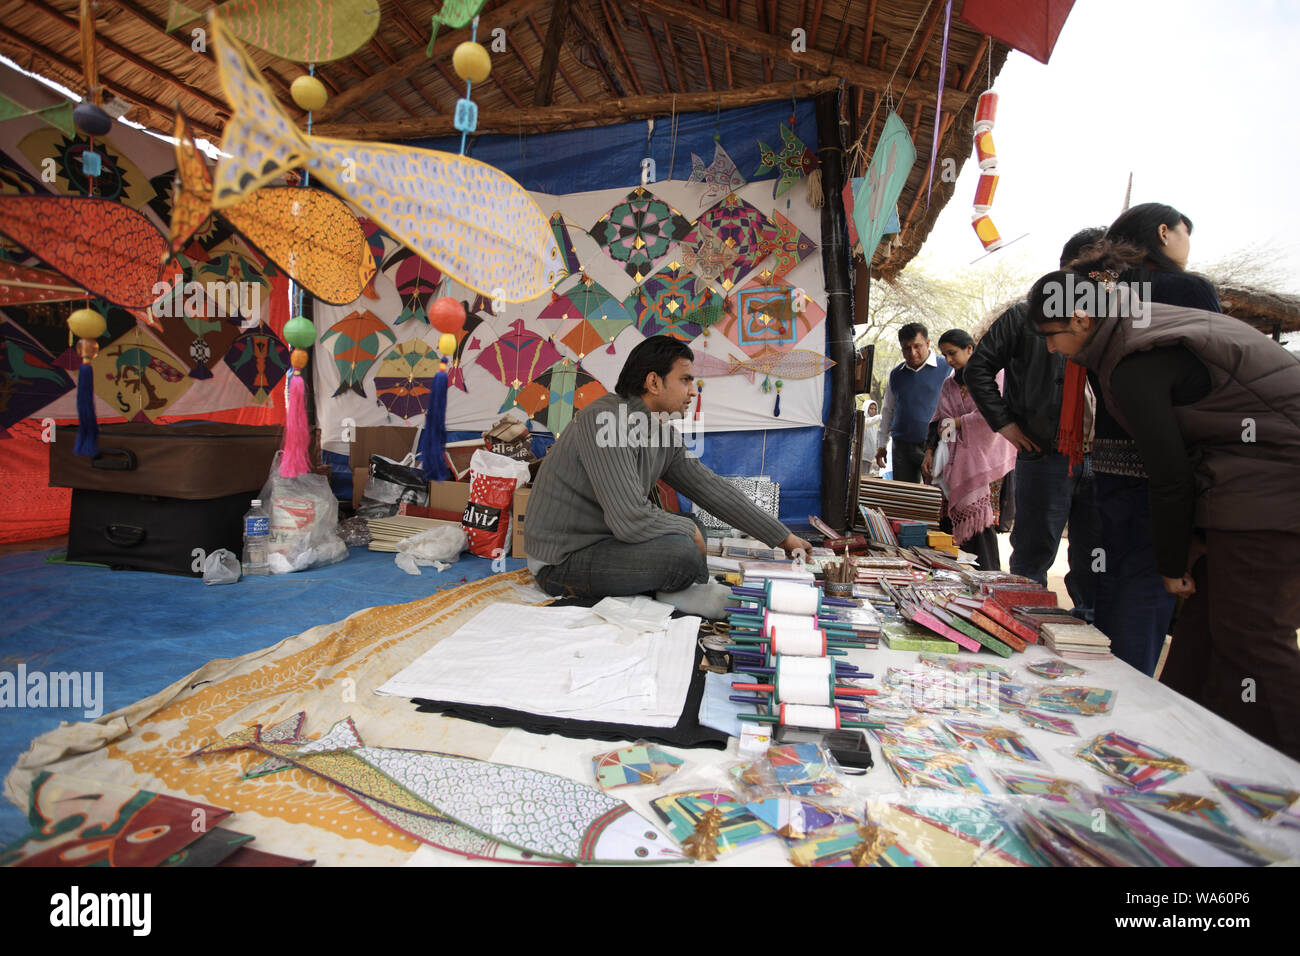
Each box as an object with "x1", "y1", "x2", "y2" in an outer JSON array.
[{"x1": 376, "y1": 603, "x2": 699, "y2": 727}]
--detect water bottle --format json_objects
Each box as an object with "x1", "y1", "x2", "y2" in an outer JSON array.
[{"x1": 242, "y1": 498, "x2": 270, "y2": 576}]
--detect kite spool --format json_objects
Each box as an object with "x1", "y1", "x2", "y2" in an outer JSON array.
[
  {"x1": 768, "y1": 627, "x2": 826, "y2": 657},
  {"x1": 763, "y1": 609, "x2": 818, "y2": 638},
  {"x1": 737, "y1": 704, "x2": 878, "y2": 730},
  {"x1": 764, "y1": 579, "x2": 823, "y2": 615}
]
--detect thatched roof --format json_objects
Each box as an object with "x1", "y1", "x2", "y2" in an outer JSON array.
[
  {"x1": 1217, "y1": 284, "x2": 1300, "y2": 336},
  {"x1": 0, "y1": 0, "x2": 1015, "y2": 278}
]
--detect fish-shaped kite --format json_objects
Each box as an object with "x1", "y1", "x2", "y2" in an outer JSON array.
[
  {"x1": 427, "y1": 0, "x2": 488, "y2": 53},
  {"x1": 688, "y1": 143, "x2": 746, "y2": 208},
  {"x1": 0, "y1": 260, "x2": 84, "y2": 307},
  {"x1": 190, "y1": 713, "x2": 682, "y2": 865},
  {"x1": 210, "y1": 15, "x2": 562, "y2": 303},
  {"x1": 167, "y1": 0, "x2": 380, "y2": 62},
  {"x1": 692, "y1": 346, "x2": 834, "y2": 382}
]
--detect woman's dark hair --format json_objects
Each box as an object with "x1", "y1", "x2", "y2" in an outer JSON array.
[
  {"x1": 937, "y1": 328, "x2": 974, "y2": 351},
  {"x1": 614, "y1": 335, "x2": 695, "y2": 398},
  {"x1": 1027, "y1": 239, "x2": 1148, "y2": 327},
  {"x1": 1106, "y1": 202, "x2": 1192, "y2": 273},
  {"x1": 1060, "y1": 226, "x2": 1107, "y2": 269}
]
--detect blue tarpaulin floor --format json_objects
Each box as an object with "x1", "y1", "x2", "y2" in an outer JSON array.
[{"x1": 0, "y1": 545, "x2": 524, "y2": 844}]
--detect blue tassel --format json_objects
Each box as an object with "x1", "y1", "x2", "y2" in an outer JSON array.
[
  {"x1": 420, "y1": 369, "x2": 450, "y2": 481},
  {"x1": 773, "y1": 385, "x2": 782, "y2": 418},
  {"x1": 73, "y1": 363, "x2": 98, "y2": 456}
]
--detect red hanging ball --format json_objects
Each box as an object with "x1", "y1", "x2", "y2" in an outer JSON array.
[{"x1": 429, "y1": 296, "x2": 466, "y2": 334}]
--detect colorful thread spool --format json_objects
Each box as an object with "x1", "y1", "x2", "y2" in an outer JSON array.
[
  {"x1": 972, "y1": 170, "x2": 999, "y2": 212},
  {"x1": 974, "y1": 90, "x2": 998, "y2": 132},
  {"x1": 974, "y1": 129, "x2": 997, "y2": 170},
  {"x1": 763, "y1": 579, "x2": 823, "y2": 615},
  {"x1": 737, "y1": 704, "x2": 880, "y2": 730},
  {"x1": 972, "y1": 211, "x2": 1004, "y2": 252}
]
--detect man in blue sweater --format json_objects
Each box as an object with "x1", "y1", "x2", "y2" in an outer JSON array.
[{"x1": 873, "y1": 323, "x2": 949, "y2": 483}]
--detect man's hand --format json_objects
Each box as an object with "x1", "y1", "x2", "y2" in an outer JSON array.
[
  {"x1": 1163, "y1": 574, "x2": 1196, "y2": 598},
  {"x1": 998, "y1": 423, "x2": 1040, "y2": 453},
  {"x1": 779, "y1": 533, "x2": 813, "y2": 560},
  {"x1": 692, "y1": 525, "x2": 708, "y2": 557},
  {"x1": 921, "y1": 450, "x2": 934, "y2": 481},
  {"x1": 874, "y1": 446, "x2": 889, "y2": 468}
]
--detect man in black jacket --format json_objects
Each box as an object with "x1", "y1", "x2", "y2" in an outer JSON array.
[{"x1": 965, "y1": 229, "x2": 1104, "y2": 616}]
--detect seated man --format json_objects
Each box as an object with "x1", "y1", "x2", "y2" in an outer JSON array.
[{"x1": 526, "y1": 336, "x2": 812, "y2": 618}]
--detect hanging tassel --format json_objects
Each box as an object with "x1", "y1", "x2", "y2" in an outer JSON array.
[
  {"x1": 420, "y1": 368, "x2": 450, "y2": 481},
  {"x1": 694, "y1": 380, "x2": 703, "y2": 421},
  {"x1": 773, "y1": 380, "x2": 782, "y2": 418},
  {"x1": 73, "y1": 361, "x2": 98, "y2": 457},
  {"x1": 806, "y1": 167, "x2": 824, "y2": 208},
  {"x1": 279, "y1": 370, "x2": 311, "y2": 477}
]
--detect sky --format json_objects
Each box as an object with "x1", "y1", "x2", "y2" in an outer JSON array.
[{"x1": 913, "y1": 0, "x2": 1300, "y2": 290}]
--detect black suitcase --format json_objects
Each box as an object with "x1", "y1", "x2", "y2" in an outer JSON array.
[{"x1": 66, "y1": 489, "x2": 256, "y2": 576}]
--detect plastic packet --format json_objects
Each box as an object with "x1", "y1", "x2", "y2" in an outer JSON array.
[
  {"x1": 1072, "y1": 730, "x2": 1190, "y2": 793},
  {"x1": 336, "y1": 515, "x2": 371, "y2": 547},
  {"x1": 258, "y1": 452, "x2": 349, "y2": 573},
  {"x1": 202, "y1": 548, "x2": 240, "y2": 585},
  {"x1": 394, "y1": 524, "x2": 467, "y2": 575},
  {"x1": 1206, "y1": 773, "x2": 1300, "y2": 831},
  {"x1": 648, "y1": 787, "x2": 775, "y2": 860},
  {"x1": 1029, "y1": 684, "x2": 1116, "y2": 716},
  {"x1": 864, "y1": 792, "x2": 1042, "y2": 867},
  {"x1": 941, "y1": 716, "x2": 1043, "y2": 763},
  {"x1": 869, "y1": 715, "x2": 959, "y2": 751},
  {"x1": 1023, "y1": 658, "x2": 1087, "y2": 680},
  {"x1": 728, "y1": 742, "x2": 844, "y2": 800},
  {"x1": 787, "y1": 819, "x2": 924, "y2": 867},
  {"x1": 878, "y1": 741, "x2": 992, "y2": 795},
  {"x1": 356, "y1": 454, "x2": 428, "y2": 519},
  {"x1": 743, "y1": 795, "x2": 859, "y2": 842},
  {"x1": 591, "y1": 741, "x2": 684, "y2": 791},
  {"x1": 992, "y1": 768, "x2": 1093, "y2": 802}
]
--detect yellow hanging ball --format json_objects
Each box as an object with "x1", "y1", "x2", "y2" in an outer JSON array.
[
  {"x1": 438, "y1": 332, "x2": 457, "y2": 356},
  {"x1": 291, "y1": 75, "x2": 328, "y2": 112},
  {"x1": 452, "y1": 41, "x2": 492, "y2": 84},
  {"x1": 67, "y1": 307, "x2": 107, "y2": 340}
]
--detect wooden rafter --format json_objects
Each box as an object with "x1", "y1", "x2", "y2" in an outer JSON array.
[
  {"x1": 312, "y1": 0, "x2": 545, "y2": 122},
  {"x1": 757, "y1": 0, "x2": 772, "y2": 84},
  {"x1": 314, "y1": 75, "x2": 843, "y2": 139},
  {"x1": 904, "y1": 0, "x2": 947, "y2": 78},
  {"x1": 525, "y1": 13, "x2": 584, "y2": 102},
  {"x1": 695, "y1": 29, "x2": 715, "y2": 93},
  {"x1": 533, "y1": 0, "x2": 573, "y2": 106},
  {"x1": 590, "y1": 0, "x2": 643, "y2": 96},
  {"x1": 636, "y1": 11, "x2": 673, "y2": 92},
  {"x1": 621, "y1": 0, "x2": 964, "y2": 106},
  {"x1": 660, "y1": 17, "x2": 689, "y2": 94},
  {"x1": 569, "y1": 1, "x2": 628, "y2": 97}
]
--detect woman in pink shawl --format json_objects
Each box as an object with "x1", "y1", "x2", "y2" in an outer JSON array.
[{"x1": 921, "y1": 329, "x2": 1017, "y2": 570}]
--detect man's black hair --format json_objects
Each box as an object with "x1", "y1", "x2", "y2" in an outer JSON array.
[
  {"x1": 898, "y1": 322, "x2": 928, "y2": 346},
  {"x1": 614, "y1": 335, "x2": 695, "y2": 398},
  {"x1": 1060, "y1": 226, "x2": 1107, "y2": 269}
]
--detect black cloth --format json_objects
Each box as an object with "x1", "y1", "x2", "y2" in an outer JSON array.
[
  {"x1": 966, "y1": 301, "x2": 1067, "y2": 452},
  {"x1": 1108, "y1": 346, "x2": 1212, "y2": 577},
  {"x1": 410, "y1": 598, "x2": 728, "y2": 749}
]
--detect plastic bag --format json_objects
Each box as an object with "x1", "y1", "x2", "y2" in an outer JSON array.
[
  {"x1": 357, "y1": 454, "x2": 429, "y2": 519},
  {"x1": 394, "y1": 524, "x2": 467, "y2": 575},
  {"x1": 258, "y1": 451, "x2": 349, "y2": 574},
  {"x1": 463, "y1": 449, "x2": 530, "y2": 558},
  {"x1": 202, "y1": 548, "x2": 240, "y2": 586}
]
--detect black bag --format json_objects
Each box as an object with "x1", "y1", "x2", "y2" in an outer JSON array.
[{"x1": 355, "y1": 454, "x2": 430, "y2": 518}]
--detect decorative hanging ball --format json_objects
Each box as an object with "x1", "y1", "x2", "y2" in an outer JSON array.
[
  {"x1": 290, "y1": 348, "x2": 310, "y2": 370},
  {"x1": 437, "y1": 332, "x2": 457, "y2": 356},
  {"x1": 73, "y1": 101, "x2": 113, "y2": 137},
  {"x1": 67, "y1": 306, "x2": 107, "y2": 340},
  {"x1": 283, "y1": 314, "x2": 317, "y2": 349},
  {"x1": 291, "y1": 75, "x2": 329, "y2": 112},
  {"x1": 429, "y1": 296, "x2": 466, "y2": 334},
  {"x1": 452, "y1": 41, "x2": 492, "y2": 84}
]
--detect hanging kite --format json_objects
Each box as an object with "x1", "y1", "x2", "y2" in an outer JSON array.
[
  {"x1": 0, "y1": 319, "x2": 74, "y2": 433},
  {"x1": 853, "y1": 112, "x2": 916, "y2": 263},
  {"x1": 0, "y1": 196, "x2": 175, "y2": 309},
  {"x1": 754, "y1": 123, "x2": 820, "y2": 200},
  {"x1": 152, "y1": 280, "x2": 243, "y2": 380},
  {"x1": 549, "y1": 211, "x2": 581, "y2": 278},
  {"x1": 680, "y1": 222, "x2": 740, "y2": 296},
  {"x1": 475, "y1": 317, "x2": 563, "y2": 410},
  {"x1": 0, "y1": 260, "x2": 84, "y2": 307},
  {"x1": 624, "y1": 262, "x2": 724, "y2": 343},
  {"x1": 0, "y1": 92, "x2": 75, "y2": 137},
  {"x1": 318, "y1": 310, "x2": 396, "y2": 398},
  {"x1": 17, "y1": 128, "x2": 145, "y2": 206},
  {"x1": 382, "y1": 248, "x2": 444, "y2": 325},
  {"x1": 723, "y1": 274, "x2": 826, "y2": 357},
  {"x1": 167, "y1": 0, "x2": 380, "y2": 62},
  {"x1": 688, "y1": 143, "x2": 746, "y2": 209},
  {"x1": 96, "y1": 328, "x2": 192, "y2": 420},
  {"x1": 170, "y1": 113, "x2": 376, "y2": 305},
  {"x1": 427, "y1": 0, "x2": 489, "y2": 52},
  {"x1": 685, "y1": 194, "x2": 778, "y2": 292},
  {"x1": 762, "y1": 211, "x2": 817, "y2": 281},
  {"x1": 224, "y1": 322, "x2": 290, "y2": 405},
  {"x1": 210, "y1": 16, "x2": 561, "y2": 302},
  {"x1": 549, "y1": 273, "x2": 635, "y2": 360},
  {"x1": 514, "y1": 361, "x2": 607, "y2": 436},
  {"x1": 589, "y1": 186, "x2": 694, "y2": 284},
  {"x1": 444, "y1": 310, "x2": 485, "y2": 392},
  {"x1": 373, "y1": 340, "x2": 442, "y2": 420}
]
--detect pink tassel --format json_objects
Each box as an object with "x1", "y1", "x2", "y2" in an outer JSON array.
[{"x1": 279, "y1": 371, "x2": 311, "y2": 478}]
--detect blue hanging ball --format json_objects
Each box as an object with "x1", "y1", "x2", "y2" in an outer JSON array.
[{"x1": 73, "y1": 102, "x2": 113, "y2": 137}]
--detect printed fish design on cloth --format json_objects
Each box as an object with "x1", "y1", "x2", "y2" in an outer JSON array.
[
  {"x1": 190, "y1": 714, "x2": 684, "y2": 865},
  {"x1": 688, "y1": 143, "x2": 747, "y2": 208},
  {"x1": 679, "y1": 221, "x2": 739, "y2": 294},
  {"x1": 210, "y1": 15, "x2": 561, "y2": 303}
]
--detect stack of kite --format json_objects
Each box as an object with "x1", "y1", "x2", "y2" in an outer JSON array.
[{"x1": 970, "y1": 91, "x2": 1003, "y2": 254}]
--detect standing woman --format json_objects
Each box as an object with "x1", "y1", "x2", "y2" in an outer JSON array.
[
  {"x1": 922, "y1": 329, "x2": 1017, "y2": 571},
  {"x1": 1025, "y1": 248, "x2": 1300, "y2": 760},
  {"x1": 1083, "y1": 203, "x2": 1222, "y2": 676}
]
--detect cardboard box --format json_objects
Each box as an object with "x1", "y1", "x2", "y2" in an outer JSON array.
[
  {"x1": 512, "y1": 486, "x2": 530, "y2": 559},
  {"x1": 428, "y1": 480, "x2": 472, "y2": 519}
]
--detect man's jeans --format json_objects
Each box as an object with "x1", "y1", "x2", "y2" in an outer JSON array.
[
  {"x1": 534, "y1": 532, "x2": 708, "y2": 599},
  {"x1": 1009, "y1": 450, "x2": 1099, "y2": 617}
]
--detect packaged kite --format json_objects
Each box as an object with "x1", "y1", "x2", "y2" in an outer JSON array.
[
  {"x1": 1073, "y1": 730, "x2": 1190, "y2": 793},
  {"x1": 462, "y1": 449, "x2": 531, "y2": 559},
  {"x1": 942, "y1": 718, "x2": 1043, "y2": 764},
  {"x1": 864, "y1": 793, "x2": 1043, "y2": 867},
  {"x1": 728, "y1": 742, "x2": 844, "y2": 799},
  {"x1": 1209, "y1": 775, "x2": 1300, "y2": 830},
  {"x1": 591, "y1": 742, "x2": 685, "y2": 790}
]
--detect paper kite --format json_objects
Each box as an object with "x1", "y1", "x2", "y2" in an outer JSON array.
[
  {"x1": 1075, "y1": 732, "x2": 1189, "y2": 793},
  {"x1": 854, "y1": 111, "x2": 916, "y2": 261},
  {"x1": 1210, "y1": 777, "x2": 1300, "y2": 829},
  {"x1": 624, "y1": 262, "x2": 724, "y2": 342},
  {"x1": 548, "y1": 211, "x2": 581, "y2": 278},
  {"x1": 684, "y1": 193, "x2": 778, "y2": 291},
  {"x1": 189, "y1": 713, "x2": 681, "y2": 864},
  {"x1": 475, "y1": 318, "x2": 563, "y2": 409},
  {"x1": 0, "y1": 92, "x2": 75, "y2": 137},
  {"x1": 1103, "y1": 786, "x2": 1244, "y2": 837},
  {"x1": 588, "y1": 186, "x2": 694, "y2": 283},
  {"x1": 745, "y1": 797, "x2": 857, "y2": 841},
  {"x1": 754, "y1": 123, "x2": 818, "y2": 198},
  {"x1": 762, "y1": 210, "x2": 817, "y2": 280},
  {"x1": 942, "y1": 718, "x2": 1041, "y2": 763},
  {"x1": 17, "y1": 127, "x2": 147, "y2": 206},
  {"x1": 688, "y1": 142, "x2": 746, "y2": 208},
  {"x1": 679, "y1": 221, "x2": 739, "y2": 295},
  {"x1": 880, "y1": 743, "x2": 989, "y2": 794},
  {"x1": 592, "y1": 744, "x2": 685, "y2": 790},
  {"x1": 94, "y1": 326, "x2": 193, "y2": 421},
  {"x1": 0, "y1": 196, "x2": 176, "y2": 309},
  {"x1": 650, "y1": 790, "x2": 773, "y2": 857},
  {"x1": 1017, "y1": 708, "x2": 1078, "y2": 736},
  {"x1": 787, "y1": 822, "x2": 924, "y2": 867},
  {"x1": 1030, "y1": 685, "x2": 1115, "y2": 715},
  {"x1": 549, "y1": 274, "x2": 634, "y2": 359},
  {"x1": 168, "y1": 0, "x2": 380, "y2": 62},
  {"x1": 373, "y1": 340, "x2": 442, "y2": 420},
  {"x1": 444, "y1": 310, "x2": 485, "y2": 392},
  {"x1": 152, "y1": 281, "x2": 243, "y2": 380},
  {"x1": 724, "y1": 278, "x2": 825, "y2": 356},
  {"x1": 382, "y1": 248, "x2": 443, "y2": 325},
  {"x1": 427, "y1": 0, "x2": 488, "y2": 49},
  {"x1": 514, "y1": 361, "x2": 607, "y2": 437},
  {"x1": 867, "y1": 800, "x2": 1040, "y2": 867},
  {"x1": 0, "y1": 319, "x2": 74, "y2": 432},
  {"x1": 210, "y1": 16, "x2": 562, "y2": 302},
  {"x1": 319, "y1": 310, "x2": 396, "y2": 398},
  {"x1": 171, "y1": 113, "x2": 376, "y2": 306},
  {"x1": 223, "y1": 322, "x2": 290, "y2": 405},
  {"x1": 993, "y1": 770, "x2": 1088, "y2": 801},
  {"x1": 0, "y1": 260, "x2": 84, "y2": 307}
]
